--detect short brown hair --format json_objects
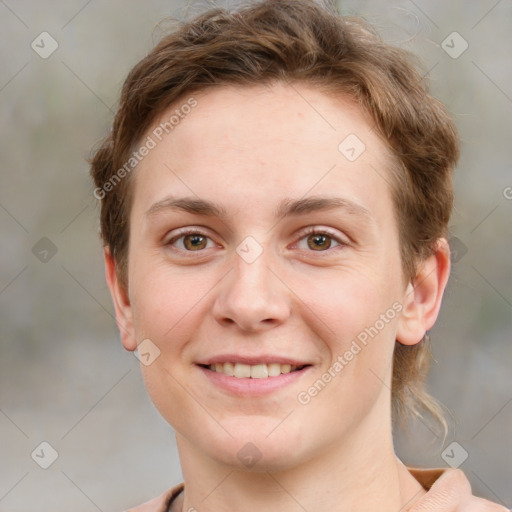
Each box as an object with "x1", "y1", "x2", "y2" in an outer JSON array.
[{"x1": 90, "y1": 0, "x2": 460, "y2": 431}]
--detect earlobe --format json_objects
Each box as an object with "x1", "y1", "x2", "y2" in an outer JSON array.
[
  {"x1": 104, "y1": 247, "x2": 137, "y2": 351},
  {"x1": 396, "y1": 238, "x2": 451, "y2": 346}
]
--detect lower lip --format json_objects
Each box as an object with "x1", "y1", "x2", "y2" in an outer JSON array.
[{"x1": 197, "y1": 365, "x2": 312, "y2": 396}]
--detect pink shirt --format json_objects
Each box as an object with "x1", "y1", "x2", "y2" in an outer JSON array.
[{"x1": 124, "y1": 467, "x2": 459, "y2": 511}]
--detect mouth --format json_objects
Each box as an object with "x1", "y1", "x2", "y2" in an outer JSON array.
[{"x1": 197, "y1": 362, "x2": 310, "y2": 379}]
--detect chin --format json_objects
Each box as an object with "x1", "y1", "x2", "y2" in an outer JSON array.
[{"x1": 198, "y1": 425, "x2": 312, "y2": 472}]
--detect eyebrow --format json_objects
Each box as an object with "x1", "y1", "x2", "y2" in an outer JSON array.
[{"x1": 145, "y1": 195, "x2": 373, "y2": 223}]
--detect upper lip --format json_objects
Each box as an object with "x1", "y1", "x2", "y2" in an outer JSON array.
[{"x1": 197, "y1": 355, "x2": 312, "y2": 366}]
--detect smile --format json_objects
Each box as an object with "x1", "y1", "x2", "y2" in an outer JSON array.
[
  {"x1": 197, "y1": 363, "x2": 312, "y2": 396},
  {"x1": 201, "y1": 362, "x2": 308, "y2": 379}
]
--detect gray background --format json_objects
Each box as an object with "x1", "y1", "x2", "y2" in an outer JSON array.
[{"x1": 0, "y1": 0, "x2": 511, "y2": 510}]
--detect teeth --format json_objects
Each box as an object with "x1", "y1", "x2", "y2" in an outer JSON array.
[
  {"x1": 268, "y1": 363, "x2": 281, "y2": 377},
  {"x1": 208, "y1": 362, "x2": 301, "y2": 378},
  {"x1": 234, "y1": 363, "x2": 251, "y2": 378},
  {"x1": 223, "y1": 362, "x2": 234, "y2": 376},
  {"x1": 251, "y1": 364, "x2": 268, "y2": 379},
  {"x1": 281, "y1": 364, "x2": 292, "y2": 374}
]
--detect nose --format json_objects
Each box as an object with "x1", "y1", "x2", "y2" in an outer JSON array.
[{"x1": 211, "y1": 245, "x2": 292, "y2": 333}]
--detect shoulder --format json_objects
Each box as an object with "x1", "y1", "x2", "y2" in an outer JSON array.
[
  {"x1": 407, "y1": 467, "x2": 509, "y2": 511},
  {"x1": 124, "y1": 483, "x2": 184, "y2": 512}
]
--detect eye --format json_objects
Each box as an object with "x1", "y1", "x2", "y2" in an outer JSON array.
[
  {"x1": 166, "y1": 229, "x2": 216, "y2": 252},
  {"x1": 295, "y1": 227, "x2": 346, "y2": 252},
  {"x1": 165, "y1": 227, "x2": 347, "y2": 255}
]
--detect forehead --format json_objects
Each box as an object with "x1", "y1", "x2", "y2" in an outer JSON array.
[
  {"x1": 152, "y1": 82, "x2": 381, "y2": 157},
  {"x1": 131, "y1": 82, "x2": 396, "y2": 224}
]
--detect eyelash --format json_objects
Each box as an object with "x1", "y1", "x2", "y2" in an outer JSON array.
[{"x1": 165, "y1": 226, "x2": 348, "y2": 256}]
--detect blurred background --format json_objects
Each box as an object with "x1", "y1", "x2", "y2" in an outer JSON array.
[{"x1": 0, "y1": 0, "x2": 511, "y2": 510}]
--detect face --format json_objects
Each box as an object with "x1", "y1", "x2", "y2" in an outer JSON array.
[{"x1": 110, "y1": 82, "x2": 429, "y2": 471}]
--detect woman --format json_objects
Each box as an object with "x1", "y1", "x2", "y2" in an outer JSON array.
[{"x1": 90, "y1": 1, "x2": 508, "y2": 510}]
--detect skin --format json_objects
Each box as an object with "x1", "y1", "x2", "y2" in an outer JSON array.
[{"x1": 106, "y1": 82, "x2": 453, "y2": 511}]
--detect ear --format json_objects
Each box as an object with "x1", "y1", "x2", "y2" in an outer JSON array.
[
  {"x1": 104, "y1": 247, "x2": 137, "y2": 351},
  {"x1": 396, "y1": 238, "x2": 451, "y2": 346}
]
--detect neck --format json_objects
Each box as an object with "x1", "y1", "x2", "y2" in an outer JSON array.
[{"x1": 174, "y1": 404, "x2": 426, "y2": 512}]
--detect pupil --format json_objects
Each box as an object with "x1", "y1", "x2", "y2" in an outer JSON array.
[
  {"x1": 309, "y1": 234, "x2": 330, "y2": 250},
  {"x1": 186, "y1": 235, "x2": 205, "y2": 249}
]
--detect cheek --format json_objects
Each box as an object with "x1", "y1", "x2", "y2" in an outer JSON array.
[
  {"x1": 297, "y1": 277, "x2": 398, "y2": 433},
  {"x1": 297, "y1": 269, "x2": 399, "y2": 396},
  {"x1": 299, "y1": 267, "x2": 399, "y2": 339},
  {"x1": 129, "y1": 267, "x2": 204, "y2": 426},
  {"x1": 129, "y1": 258, "x2": 209, "y2": 342}
]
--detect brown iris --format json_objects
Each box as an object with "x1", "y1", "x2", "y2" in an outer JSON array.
[
  {"x1": 183, "y1": 234, "x2": 208, "y2": 251},
  {"x1": 307, "y1": 233, "x2": 332, "y2": 251}
]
